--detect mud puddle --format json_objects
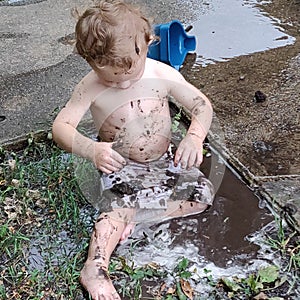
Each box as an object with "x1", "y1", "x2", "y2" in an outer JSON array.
[
  {"x1": 188, "y1": 0, "x2": 295, "y2": 66},
  {"x1": 115, "y1": 147, "x2": 276, "y2": 298}
]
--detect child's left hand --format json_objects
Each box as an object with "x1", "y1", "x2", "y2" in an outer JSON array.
[{"x1": 174, "y1": 133, "x2": 203, "y2": 169}]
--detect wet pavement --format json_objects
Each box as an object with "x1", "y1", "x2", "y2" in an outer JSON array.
[{"x1": 0, "y1": 0, "x2": 299, "y2": 298}]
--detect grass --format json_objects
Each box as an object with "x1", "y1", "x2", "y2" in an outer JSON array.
[
  {"x1": 0, "y1": 138, "x2": 90, "y2": 299},
  {"x1": 0, "y1": 136, "x2": 299, "y2": 299},
  {"x1": 265, "y1": 216, "x2": 300, "y2": 271}
]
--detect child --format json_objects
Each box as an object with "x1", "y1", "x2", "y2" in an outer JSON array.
[{"x1": 52, "y1": 0, "x2": 215, "y2": 299}]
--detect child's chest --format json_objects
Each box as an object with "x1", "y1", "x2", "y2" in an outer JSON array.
[{"x1": 90, "y1": 81, "x2": 170, "y2": 128}]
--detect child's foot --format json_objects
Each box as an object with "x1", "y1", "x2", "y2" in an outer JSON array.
[
  {"x1": 80, "y1": 260, "x2": 121, "y2": 300},
  {"x1": 119, "y1": 222, "x2": 135, "y2": 243},
  {"x1": 165, "y1": 200, "x2": 208, "y2": 220}
]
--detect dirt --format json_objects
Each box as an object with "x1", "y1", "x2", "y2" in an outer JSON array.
[{"x1": 180, "y1": 0, "x2": 300, "y2": 178}]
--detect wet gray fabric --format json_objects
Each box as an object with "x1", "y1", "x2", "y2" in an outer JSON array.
[{"x1": 99, "y1": 144, "x2": 215, "y2": 216}]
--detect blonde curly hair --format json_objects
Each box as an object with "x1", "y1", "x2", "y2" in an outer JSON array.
[{"x1": 74, "y1": 0, "x2": 153, "y2": 72}]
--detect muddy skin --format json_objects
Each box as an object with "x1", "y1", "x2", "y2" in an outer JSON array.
[
  {"x1": 80, "y1": 213, "x2": 128, "y2": 300},
  {"x1": 96, "y1": 91, "x2": 173, "y2": 163},
  {"x1": 166, "y1": 200, "x2": 208, "y2": 219},
  {"x1": 81, "y1": 202, "x2": 209, "y2": 299}
]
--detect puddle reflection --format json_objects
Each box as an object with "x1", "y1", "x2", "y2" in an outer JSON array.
[{"x1": 189, "y1": 0, "x2": 295, "y2": 66}]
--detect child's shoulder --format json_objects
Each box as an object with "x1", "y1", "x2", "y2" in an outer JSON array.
[
  {"x1": 72, "y1": 70, "x2": 108, "y2": 103},
  {"x1": 75, "y1": 70, "x2": 108, "y2": 94},
  {"x1": 145, "y1": 58, "x2": 186, "y2": 82},
  {"x1": 78, "y1": 70, "x2": 104, "y2": 89}
]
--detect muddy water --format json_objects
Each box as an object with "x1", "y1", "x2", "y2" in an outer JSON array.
[
  {"x1": 117, "y1": 150, "x2": 273, "y2": 275},
  {"x1": 171, "y1": 155, "x2": 273, "y2": 268},
  {"x1": 114, "y1": 127, "x2": 275, "y2": 298}
]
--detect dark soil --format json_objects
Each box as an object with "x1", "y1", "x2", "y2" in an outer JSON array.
[{"x1": 181, "y1": 0, "x2": 300, "y2": 178}]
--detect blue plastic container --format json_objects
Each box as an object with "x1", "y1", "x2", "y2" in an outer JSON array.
[{"x1": 147, "y1": 20, "x2": 196, "y2": 70}]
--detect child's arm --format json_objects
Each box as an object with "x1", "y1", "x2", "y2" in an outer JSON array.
[
  {"x1": 52, "y1": 81, "x2": 126, "y2": 174},
  {"x1": 162, "y1": 65, "x2": 213, "y2": 169}
]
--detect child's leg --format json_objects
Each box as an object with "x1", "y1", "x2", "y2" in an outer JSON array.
[
  {"x1": 164, "y1": 168, "x2": 214, "y2": 220},
  {"x1": 165, "y1": 200, "x2": 208, "y2": 220},
  {"x1": 80, "y1": 209, "x2": 135, "y2": 300}
]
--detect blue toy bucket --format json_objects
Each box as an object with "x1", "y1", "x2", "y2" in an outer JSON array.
[{"x1": 147, "y1": 20, "x2": 196, "y2": 70}]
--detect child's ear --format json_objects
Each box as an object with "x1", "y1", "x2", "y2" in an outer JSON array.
[
  {"x1": 148, "y1": 35, "x2": 155, "y2": 45},
  {"x1": 148, "y1": 34, "x2": 160, "y2": 46}
]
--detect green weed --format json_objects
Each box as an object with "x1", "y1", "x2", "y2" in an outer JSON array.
[
  {"x1": 0, "y1": 224, "x2": 30, "y2": 258},
  {"x1": 220, "y1": 265, "x2": 289, "y2": 299},
  {"x1": 110, "y1": 256, "x2": 166, "y2": 299},
  {"x1": 266, "y1": 216, "x2": 300, "y2": 271}
]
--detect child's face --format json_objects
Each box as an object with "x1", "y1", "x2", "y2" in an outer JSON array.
[{"x1": 93, "y1": 55, "x2": 146, "y2": 89}]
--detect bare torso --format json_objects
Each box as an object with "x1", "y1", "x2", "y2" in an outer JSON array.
[{"x1": 90, "y1": 79, "x2": 172, "y2": 162}]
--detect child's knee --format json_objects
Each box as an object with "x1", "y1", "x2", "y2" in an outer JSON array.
[
  {"x1": 182, "y1": 201, "x2": 208, "y2": 214},
  {"x1": 192, "y1": 201, "x2": 207, "y2": 209}
]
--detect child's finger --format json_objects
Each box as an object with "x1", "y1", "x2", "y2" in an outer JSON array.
[
  {"x1": 111, "y1": 149, "x2": 126, "y2": 166},
  {"x1": 195, "y1": 151, "x2": 203, "y2": 167},
  {"x1": 174, "y1": 149, "x2": 182, "y2": 166},
  {"x1": 101, "y1": 163, "x2": 123, "y2": 174},
  {"x1": 99, "y1": 166, "x2": 113, "y2": 174},
  {"x1": 187, "y1": 152, "x2": 197, "y2": 169},
  {"x1": 178, "y1": 152, "x2": 188, "y2": 169}
]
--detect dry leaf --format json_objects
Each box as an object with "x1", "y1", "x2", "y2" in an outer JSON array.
[
  {"x1": 11, "y1": 178, "x2": 20, "y2": 187},
  {"x1": 253, "y1": 292, "x2": 268, "y2": 300},
  {"x1": 180, "y1": 278, "x2": 194, "y2": 299},
  {"x1": 148, "y1": 262, "x2": 160, "y2": 269},
  {"x1": 166, "y1": 286, "x2": 176, "y2": 294},
  {"x1": 160, "y1": 283, "x2": 166, "y2": 292},
  {"x1": 8, "y1": 159, "x2": 16, "y2": 170},
  {"x1": 25, "y1": 189, "x2": 41, "y2": 200}
]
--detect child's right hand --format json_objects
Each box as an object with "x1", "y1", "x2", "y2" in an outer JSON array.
[{"x1": 93, "y1": 142, "x2": 126, "y2": 174}]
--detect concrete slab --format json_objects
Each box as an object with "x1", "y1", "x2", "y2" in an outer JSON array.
[
  {"x1": 261, "y1": 178, "x2": 300, "y2": 230},
  {"x1": 0, "y1": 0, "x2": 88, "y2": 76}
]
